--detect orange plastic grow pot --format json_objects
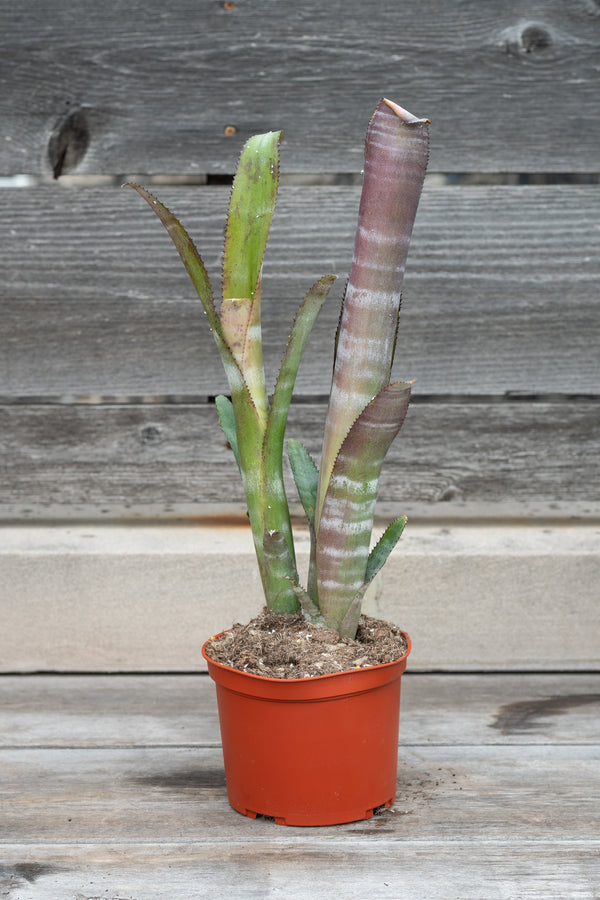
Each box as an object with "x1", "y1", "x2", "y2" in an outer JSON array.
[{"x1": 202, "y1": 631, "x2": 411, "y2": 826}]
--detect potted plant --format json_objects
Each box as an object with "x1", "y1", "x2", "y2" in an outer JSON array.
[{"x1": 127, "y1": 98, "x2": 429, "y2": 826}]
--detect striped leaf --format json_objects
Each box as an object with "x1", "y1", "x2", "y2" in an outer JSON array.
[
  {"x1": 316, "y1": 99, "x2": 429, "y2": 525},
  {"x1": 337, "y1": 518, "x2": 407, "y2": 638},
  {"x1": 316, "y1": 381, "x2": 412, "y2": 633}
]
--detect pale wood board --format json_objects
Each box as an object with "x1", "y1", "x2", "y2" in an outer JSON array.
[
  {"x1": 1, "y1": 841, "x2": 597, "y2": 899},
  {"x1": 1, "y1": 184, "x2": 598, "y2": 397},
  {"x1": 1, "y1": 0, "x2": 598, "y2": 174},
  {"x1": 0, "y1": 674, "x2": 598, "y2": 898},
  {"x1": 1, "y1": 401, "x2": 598, "y2": 515},
  {"x1": 2, "y1": 523, "x2": 598, "y2": 672},
  {"x1": 0, "y1": 674, "x2": 598, "y2": 747}
]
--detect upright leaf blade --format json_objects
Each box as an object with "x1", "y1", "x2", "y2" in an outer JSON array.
[
  {"x1": 222, "y1": 131, "x2": 282, "y2": 303},
  {"x1": 221, "y1": 131, "x2": 282, "y2": 424},
  {"x1": 365, "y1": 517, "x2": 407, "y2": 583},
  {"x1": 316, "y1": 100, "x2": 429, "y2": 525},
  {"x1": 316, "y1": 381, "x2": 412, "y2": 634},
  {"x1": 215, "y1": 395, "x2": 241, "y2": 473},
  {"x1": 288, "y1": 439, "x2": 319, "y2": 530},
  {"x1": 125, "y1": 183, "x2": 219, "y2": 332}
]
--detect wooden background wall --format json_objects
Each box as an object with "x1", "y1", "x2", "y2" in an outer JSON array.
[{"x1": 1, "y1": 0, "x2": 598, "y2": 671}]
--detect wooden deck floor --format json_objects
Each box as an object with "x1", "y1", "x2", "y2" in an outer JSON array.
[{"x1": 1, "y1": 673, "x2": 598, "y2": 899}]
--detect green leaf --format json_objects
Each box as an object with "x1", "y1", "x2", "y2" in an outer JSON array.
[
  {"x1": 262, "y1": 530, "x2": 299, "y2": 614},
  {"x1": 222, "y1": 131, "x2": 282, "y2": 303},
  {"x1": 288, "y1": 579, "x2": 325, "y2": 626},
  {"x1": 215, "y1": 395, "x2": 241, "y2": 472},
  {"x1": 365, "y1": 517, "x2": 406, "y2": 583},
  {"x1": 288, "y1": 438, "x2": 320, "y2": 602},
  {"x1": 125, "y1": 183, "x2": 219, "y2": 333},
  {"x1": 264, "y1": 274, "x2": 334, "y2": 516},
  {"x1": 288, "y1": 439, "x2": 319, "y2": 529},
  {"x1": 220, "y1": 131, "x2": 282, "y2": 425},
  {"x1": 338, "y1": 594, "x2": 363, "y2": 641}
]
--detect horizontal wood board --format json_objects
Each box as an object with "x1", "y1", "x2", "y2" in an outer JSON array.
[
  {"x1": 0, "y1": 842, "x2": 598, "y2": 900},
  {"x1": 2, "y1": 744, "x2": 598, "y2": 842},
  {"x1": 1, "y1": 401, "x2": 598, "y2": 516},
  {"x1": 1, "y1": 0, "x2": 599, "y2": 174},
  {"x1": 2, "y1": 523, "x2": 598, "y2": 671},
  {"x1": 1, "y1": 673, "x2": 598, "y2": 747},
  {"x1": 0, "y1": 674, "x2": 598, "y2": 898},
  {"x1": 2, "y1": 184, "x2": 598, "y2": 398}
]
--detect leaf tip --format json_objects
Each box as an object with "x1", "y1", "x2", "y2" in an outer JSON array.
[{"x1": 381, "y1": 97, "x2": 430, "y2": 125}]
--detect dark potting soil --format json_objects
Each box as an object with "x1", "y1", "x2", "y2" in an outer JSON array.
[{"x1": 203, "y1": 608, "x2": 408, "y2": 679}]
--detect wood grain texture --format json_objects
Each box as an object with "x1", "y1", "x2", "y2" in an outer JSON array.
[
  {"x1": 1, "y1": 673, "x2": 598, "y2": 747},
  {"x1": 1, "y1": 841, "x2": 598, "y2": 900},
  {"x1": 1, "y1": 674, "x2": 597, "y2": 897},
  {"x1": 1, "y1": 0, "x2": 598, "y2": 174},
  {"x1": 1, "y1": 401, "x2": 597, "y2": 514},
  {"x1": 1, "y1": 184, "x2": 598, "y2": 397},
  {"x1": 2, "y1": 743, "x2": 598, "y2": 841}
]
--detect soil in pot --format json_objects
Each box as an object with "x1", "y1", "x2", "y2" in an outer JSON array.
[{"x1": 203, "y1": 607, "x2": 408, "y2": 678}]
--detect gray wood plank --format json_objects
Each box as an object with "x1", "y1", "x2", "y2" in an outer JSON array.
[
  {"x1": 1, "y1": 744, "x2": 598, "y2": 842},
  {"x1": 1, "y1": 184, "x2": 598, "y2": 397},
  {"x1": 1, "y1": 841, "x2": 598, "y2": 899},
  {"x1": 0, "y1": 674, "x2": 598, "y2": 747},
  {"x1": 1, "y1": 0, "x2": 598, "y2": 174},
  {"x1": 1, "y1": 401, "x2": 598, "y2": 514}
]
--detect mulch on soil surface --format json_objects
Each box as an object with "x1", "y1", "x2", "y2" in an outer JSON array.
[{"x1": 203, "y1": 607, "x2": 408, "y2": 678}]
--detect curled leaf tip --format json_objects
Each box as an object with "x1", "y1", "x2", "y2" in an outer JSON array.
[{"x1": 382, "y1": 97, "x2": 430, "y2": 125}]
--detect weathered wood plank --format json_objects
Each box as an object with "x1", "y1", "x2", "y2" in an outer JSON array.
[
  {"x1": 1, "y1": 401, "x2": 598, "y2": 514},
  {"x1": 1, "y1": 744, "x2": 598, "y2": 841},
  {"x1": 1, "y1": 673, "x2": 597, "y2": 896},
  {"x1": 1, "y1": 0, "x2": 598, "y2": 174},
  {"x1": 0, "y1": 674, "x2": 598, "y2": 747},
  {"x1": 2, "y1": 841, "x2": 598, "y2": 899},
  {"x1": 1, "y1": 524, "x2": 598, "y2": 671},
  {"x1": 1, "y1": 841, "x2": 598, "y2": 899},
  {"x1": 1, "y1": 184, "x2": 598, "y2": 397}
]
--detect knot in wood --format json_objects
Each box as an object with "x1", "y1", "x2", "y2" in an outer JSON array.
[{"x1": 520, "y1": 24, "x2": 552, "y2": 53}]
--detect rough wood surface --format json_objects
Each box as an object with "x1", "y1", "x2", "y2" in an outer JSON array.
[
  {"x1": 2, "y1": 744, "x2": 598, "y2": 842},
  {"x1": 1, "y1": 184, "x2": 598, "y2": 397},
  {"x1": 1, "y1": 401, "x2": 598, "y2": 515},
  {"x1": 0, "y1": 842, "x2": 597, "y2": 900},
  {"x1": 1, "y1": 674, "x2": 598, "y2": 747},
  {"x1": 0, "y1": 674, "x2": 598, "y2": 898},
  {"x1": 1, "y1": 0, "x2": 598, "y2": 174}
]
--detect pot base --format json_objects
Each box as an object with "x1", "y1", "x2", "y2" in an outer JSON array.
[{"x1": 239, "y1": 796, "x2": 395, "y2": 827}]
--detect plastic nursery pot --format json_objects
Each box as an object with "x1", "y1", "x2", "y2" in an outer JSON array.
[{"x1": 202, "y1": 630, "x2": 411, "y2": 827}]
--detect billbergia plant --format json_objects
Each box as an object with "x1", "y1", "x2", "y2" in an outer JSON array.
[{"x1": 128, "y1": 98, "x2": 429, "y2": 640}]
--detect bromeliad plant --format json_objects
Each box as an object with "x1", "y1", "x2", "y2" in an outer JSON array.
[{"x1": 128, "y1": 98, "x2": 429, "y2": 640}]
